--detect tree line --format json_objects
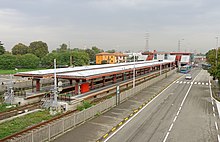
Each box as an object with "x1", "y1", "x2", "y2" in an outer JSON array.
[
  {"x1": 206, "y1": 49, "x2": 220, "y2": 81},
  {"x1": 0, "y1": 41, "x2": 107, "y2": 69}
]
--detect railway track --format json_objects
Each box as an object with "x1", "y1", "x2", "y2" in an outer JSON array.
[
  {"x1": 0, "y1": 102, "x2": 41, "y2": 121},
  {"x1": 0, "y1": 68, "x2": 174, "y2": 141}
]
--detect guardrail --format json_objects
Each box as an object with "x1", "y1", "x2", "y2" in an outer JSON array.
[{"x1": 8, "y1": 69, "x2": 176, "y2": 142}]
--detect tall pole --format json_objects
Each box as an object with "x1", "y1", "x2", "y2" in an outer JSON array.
[
  {"x1": 178, "y1": 40, "x2": 180, "y2": 52},
  {"x1": 216, "y1": 36, "x2": 219, "y2": 67},
  {"x1": 54, "y1": 59, "x2": 57, "y2": 105},
  {"x1": 133, "y1": 53, "x2": 135, "y2": 88},
  {"x1": 145, "y1": 33, "x2": 149, "y2": 52},
  {"x1": 178, "y1": 39, "x2": 184, "y2": 52}
]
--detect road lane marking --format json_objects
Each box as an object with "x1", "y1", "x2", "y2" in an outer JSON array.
[
  {"x1": 206, "y1": 83, "x2": 209, "y2": 85},
  {"x1": 183, "y1": 81, "x2": 186, "y2": 84},
  {"x1": 214, "y1": 113, "x2": 216, "y2": 117},
  {"x1": 176, "y1": 81, "x2": 179, "y2": 83},
  {"x1": 218, "y1": 135, "x2": 220, "y2": 142},
  {"x1": 194, "y1": 82, "x2": 197, "y2": 84},
  {"x1": 168, "y1": 123, "x2": 173, "y2": 132},
  {"x1": 215, "y1": 122, "x2": 219, "y2": 131},
  {"x1": 180, "y1": 81, "x2": 182, "y2": 84},
  {"x1": 212, "y1": 101, "x2": 214, "y2": 105},
  {"x1": 213, "y1": 107, "x2": 215, "y2": 112},
  {"x1": 163, "y1": 132, "x2": 170, "y2": 142},
  {"x1": 103, "y1": 76, "x2": 180, "y2": 142},
  {"x1": 198, "y1": 82, "x2": 201, "y2": 85},
  {"x1": 202, "y1": 82, "x2": 204, "y2": 85},
  {"x1": 173, "y1": 116, "x2": 177, "y2": 122},
  {"x1": 179, "y1": 107, "x2": 182, "y2": 111},
  {"x1": 176, "y1": 110, "x2": 180, "y2": 116},
  {"x1": 187, "y1": 82, "x2": 190, "y2": 84},
  {"x1": 163, "y1": 70, "x2": 201, "y2": 142}
]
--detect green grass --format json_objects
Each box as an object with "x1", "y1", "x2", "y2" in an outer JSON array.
[
  {"x1": 0, "y1": 110, "x2": 54, "y2": 139},
  {"x1": 0, "y1": 68, "x2": 46, "y2": 75},
  {"x1": 0, "y1": 103, "x2": 17, "y2": 113},
  {"x1": 77, "y1": 101, "x2": 93, "y2": 111}
]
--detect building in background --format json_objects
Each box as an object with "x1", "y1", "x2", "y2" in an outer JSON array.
[
  {"x1": 96, "y1": 52, "x2": 127, "y2": 64},
  {"x1": 142, "y1": 50, "x2": 194, "y2": 67}
]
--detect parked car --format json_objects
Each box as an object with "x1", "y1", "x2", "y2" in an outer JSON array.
[{"x1": 185, "y1": 74, "x2": 192, "y2": 80}]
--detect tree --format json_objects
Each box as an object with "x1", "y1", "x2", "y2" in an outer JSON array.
[
  {"x1": 206, "y1": 48, "x2": 220, "y2": 80},
  {"x1": 0, "y1": 54, "x2": 17, "y2": 69},
  {"x1": 92, "y1": 46, "x2": 103, "y2": 54},
  {"x1": 17, "y1": 54, "x2": 40, "y2": 68},
  {"x1": 85, "y1": 49, "x2": 96, "y2": 62},
  {"x1": 12, "y1": 43, "x2": 29, "y2": 55},
  {"x1": 29, "y1": 41, "x2": 49, "y2": 58},
  {"x1": 72, "y1": 51, "x2": 89, "y2": 66},
  {"x1": 41, "y1": 52, "x2": 59, "y2": 68},
  {"x1": 60, "y1": 43, "x2": 68, "y2": 51},
  {"x1": 0, "y1": 41, "x2": 6, "y2": 55}
]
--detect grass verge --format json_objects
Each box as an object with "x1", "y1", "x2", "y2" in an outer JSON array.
[{"x1": 0, "y1": 110, "x2": 54, "y2": 139}]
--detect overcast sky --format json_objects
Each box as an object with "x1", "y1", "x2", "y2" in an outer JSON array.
[{"x1": 1, "y1": 0, "x2": 220, "y2": 53}]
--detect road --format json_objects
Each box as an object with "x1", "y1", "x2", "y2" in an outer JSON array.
[{"x1": 106, "y1": 69, "x2": 220, "y2": 142}]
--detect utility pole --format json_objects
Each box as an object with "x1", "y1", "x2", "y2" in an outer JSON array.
[
  {"x1": 133, "y1": 53, "x2": 135, "y2": 88},
  {"x1": 178, "y1": 39, "x2": 184, "y2": 52},
  {"x1": 145, "y1": 33, "x2": 149, "y2": 52},
  {"x1": 53, "y1": 59, "x2": 58, "y2": 107},
  {"x1": 216, "y1": 36, "x2": 219, "y2": 67}
]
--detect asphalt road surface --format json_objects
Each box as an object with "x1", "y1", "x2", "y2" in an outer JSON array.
[
  {"x1": 106, "y1": 69, "x2": 220, "y2": 142},
  {"x1": 53, "y1": 68, "x2": 219, "y2": 142}
]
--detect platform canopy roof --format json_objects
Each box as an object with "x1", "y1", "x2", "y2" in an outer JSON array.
[
  {"x1": 57, "y1": 60, "x2": 174, "y2": 80},
  {"x1": 15, "y1": 60, "x2": 161, "y2": 78},
  {"x1": 15, "y1": 60, "x2": 175, "y2": 79}
]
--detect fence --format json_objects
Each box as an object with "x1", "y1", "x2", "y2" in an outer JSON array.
[{"x1": 10, "y1": 69, "x2": 176, "y2": 142}]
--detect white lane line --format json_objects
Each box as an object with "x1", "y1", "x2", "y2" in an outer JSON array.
[
  {"x1": 215, "y1": 122, "x2": 219, "y2": 131},
  {"x1": 163, "y1": 132, "x2": 170, "y2": 142},
  {"x1": 168, "y1": 123, "x2": 174, "y2": 132},
  {"x1": 194, "y1": 82, "x2": 197, "y2": 84},
  {"x1": 212, "y1": 101, "x2": 214, "y2": 105},
  {"x1": 218, "y1": 135, "x2": 220, "y2": 142},
  {"x1": 198, "y1": 82, "x2": 201, "y2": 85},
  {"x1": 213, "y1": 107, "x2": 215, "y2": 112},
  {"x1": 202, "y1": 82, "x2": 204, "y2": 85},
  {"x1": 183, "y1": 81, "x2": 186, "y2": 84},
  {"x1": 180, "y1": 81, "x2": 183, "y2": 84},
  {"x1": 103, "y1": 77, "x2": 179, "y2": 142},
  {"x1": 173, "y1": 116, "x2": 177, "y2": 123},
  {"x1": 176, "y1": 81, "x2": 179, "y2": 83},
  {"x1": 179, "y1": 107, "x2": 182, "y2": 111},
  {"x1": 163, "y1": 71, "x2": 201, "y2": 142},
  {"x1": 206, "y1": 83, "x2": 209, "y2": 86},
  {"x1": 214, "y1": 113, "x2": 216, "y2": 117},
  {"x1": 187, "y1": 82, "x2": 190, "y2": 84},
  {"x1": 176, "y1": 110, "x2": 180, "y2": 116}
]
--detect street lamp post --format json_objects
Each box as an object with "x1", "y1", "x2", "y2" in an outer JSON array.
[{"x1": 133, "y1": 53, "x2": 135, "y2": 88}]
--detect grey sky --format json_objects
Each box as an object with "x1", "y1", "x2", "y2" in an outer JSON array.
[{"x1": 1, "y1": 0, "x2": 220, "y2": 53}]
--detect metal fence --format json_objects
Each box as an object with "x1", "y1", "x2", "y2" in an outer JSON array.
[{"x1": 10, "y1": 69, "x2": 176, "y2": 142}]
